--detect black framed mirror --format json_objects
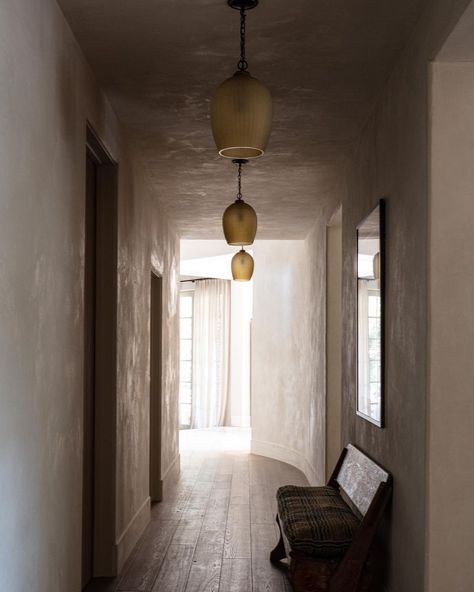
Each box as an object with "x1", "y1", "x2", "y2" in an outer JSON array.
[{"x1": 356, "y1": 200, "x2": 385, "y2": 427}]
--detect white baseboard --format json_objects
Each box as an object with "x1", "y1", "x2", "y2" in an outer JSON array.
[
  {"x1": 162, "y1": 453, "x2": 180, "y2": 496},
  {"x1": 115, "y1": 496, "x2": 150, "y2": 572},
  {"x1": 108, "y1": 455, "x2": 181, "y2": 574},
  {"x1": 251, "y1": 438, "x2": 320, "y2": 485}
]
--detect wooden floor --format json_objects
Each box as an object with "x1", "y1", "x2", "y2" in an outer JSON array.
[{"x1": 86, "y1": 428, "x2": 308, "y2": 592}]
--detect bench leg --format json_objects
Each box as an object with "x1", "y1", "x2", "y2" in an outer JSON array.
[
  {"x1": 270, "y1": 514, "x2": 287, "y2": 565},
  {"x1": 290, "y1": 555, "x2": 335, "y2": 592}
]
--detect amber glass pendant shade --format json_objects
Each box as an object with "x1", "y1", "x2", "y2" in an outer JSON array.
[
  {"x1": 231, "y1": 249, "x2": 254, "y2": 281},
  {"x1": 223, "y1": 199, "x2": 257, "y2": 246},
  {"x1": 211, "y1": 71, "x2": 272, "y2": 159}
]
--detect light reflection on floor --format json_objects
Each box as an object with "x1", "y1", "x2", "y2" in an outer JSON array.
[{"x1": 179, "y1": 426, "x2": 251, "y2": 453}]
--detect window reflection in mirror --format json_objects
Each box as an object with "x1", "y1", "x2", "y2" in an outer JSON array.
[{"x1": 357, "y1": 201, "x2": 384, "y2": 427}]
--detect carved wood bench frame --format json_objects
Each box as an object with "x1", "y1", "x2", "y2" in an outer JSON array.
[{"x1": 270, "y1": 444, "x2": 393, "y2": 592}]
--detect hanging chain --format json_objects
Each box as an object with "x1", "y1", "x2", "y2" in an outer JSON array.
[
  {"x1": 233, "y1": 158, "x2": 248, "y2": 200},
  {"x1": 236, "y1": 161, "x2": 243, "y2": 200},
  {"x1": 237, "y1": 7, "x2": 248, "y2": 72}
]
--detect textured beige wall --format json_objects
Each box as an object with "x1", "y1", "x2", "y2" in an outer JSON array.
[
  {"x1": 427, "y1": 61, "x2": 474, "y2": 592},
  {"x1": 251, "y1": 236, "x2": 326, "y2": 486},
  {"x1": 0, "y1": 0, "x2": 179, "y2": 589},
  {"x1": 338, "y1": 1, "x2": 471, "y2": 591},
  {"x1": 116, "y1": 162, "x2": 180, "y2": 567}
]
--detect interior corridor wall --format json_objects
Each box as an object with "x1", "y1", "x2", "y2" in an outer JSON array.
[
  {"x1": 427, "y1": 60, "x2": 474, "y2": 592},
  {"x1": 0, "y1": 0, "x2": 180, "y2": 589},
  {"x1": 251, "y1": 237, "x2": 326, "y2": 486},
  {"x1": 337, "y1": 1, "x2": 471, "y2": 591}
]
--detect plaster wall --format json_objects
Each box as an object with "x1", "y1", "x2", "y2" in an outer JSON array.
[
  {"x1": 251, "y1": 237, "x2": 326, "y2": 486},
  {"x1": 338, "y1": 1, "x2": 471, "y2": 591},
  {"x1": 427, "y1": 61, "x2": 474, "y2": 592},
  {"x1": 0, "y1": 0, "x2": 179, "y2": 589},
  {"x1": 117, "y1": 165, "x2": 180, "y2": 568}
]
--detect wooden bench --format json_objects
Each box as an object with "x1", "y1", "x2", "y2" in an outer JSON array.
[{"x1": 270, "y1": 444, "x2": 393, "y2": 592}]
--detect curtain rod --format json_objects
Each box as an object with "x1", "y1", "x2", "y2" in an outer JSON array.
[{"x1": 180, "y1": 277, "x2": 216, "y2": 283}]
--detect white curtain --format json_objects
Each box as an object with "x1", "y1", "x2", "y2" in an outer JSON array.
[
  {"x1": 191, "y1": 279, "x2": 231, "y2": 429},
  {"x1": 357, "y1": 279, "x2": 370, "y2": 415}
]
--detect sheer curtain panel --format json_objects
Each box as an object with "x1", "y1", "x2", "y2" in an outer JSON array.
[{"x1": 191, "y1": 279, "x2": 231, "y2": 428}]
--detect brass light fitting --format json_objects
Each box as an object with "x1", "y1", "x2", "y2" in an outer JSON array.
[
  {"x1": 231, "y1": 248, "x2": 255, "y2": 281},
  {"x1": 222, "y1": 159, "x2": 257, "y2": 246},
  {"x1": 211, "y1": 0, "x2": 272, "y2": 159}
]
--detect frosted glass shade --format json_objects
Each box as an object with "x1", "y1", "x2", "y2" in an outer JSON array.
[
  {"x1": 211, "y1": 71, "x2": 272, "y2": 159},
  {"x1": 231, "y1": 249, "x2": 254, "y2": 281},
  {"x1": 222, "y1": 200, "x2": 257, "y2": 246}
]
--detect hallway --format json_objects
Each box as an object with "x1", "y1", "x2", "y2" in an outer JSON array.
[
  {"x1": 87, "y1": 430, "x2": 307, "y2": 592},
  {"x1": 2, "y1": 0, "x2": 474, "y2": 590}
]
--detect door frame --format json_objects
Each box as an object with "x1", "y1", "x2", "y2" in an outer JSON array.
[
  {"x1": 325, "y1": 205, "x2": 343, "y2": 481},
  {"x1": 150, "y1": 272, "x2": 163, "y2": 502},
  {"x1": 84, "y1": 125, "x2": 119, "y2": 577}
]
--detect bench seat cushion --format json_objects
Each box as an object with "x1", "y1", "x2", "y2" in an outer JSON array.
[{"x1": 277, "y1": 485, "x2": 361, "y2": 559}]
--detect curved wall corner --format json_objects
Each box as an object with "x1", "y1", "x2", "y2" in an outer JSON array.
[
  {"x1": 250, "y1": 236, "x2": 326, "y2": 487},
  {"x1": 251, "y1": 438, "x2": 318, "y2": 485}
]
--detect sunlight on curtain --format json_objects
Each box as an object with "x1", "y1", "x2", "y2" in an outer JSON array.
[{"x1": 191, "y1": 279, "x2": 231, "y2": 428}]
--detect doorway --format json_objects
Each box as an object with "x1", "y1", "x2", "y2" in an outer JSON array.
[
  {"x1": 83, "y1": 149, "x2": 96, "y2": 587},
  {"x1": 150, "y1": 273, "x2": 163, "y2": 503},
  {"x1": 178, "y1": 241, "x2": 252, "y2": 454},
  {"x1": 82, "y1": 127, "x2": 118, "y2": 586},
  {"x1": 326, "y1": 205, "x2": 342, "y2": 481}
]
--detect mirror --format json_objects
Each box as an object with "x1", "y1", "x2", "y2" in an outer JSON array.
[{"x1": 356, "y1": 200, "x2": 385, "y2": 427}]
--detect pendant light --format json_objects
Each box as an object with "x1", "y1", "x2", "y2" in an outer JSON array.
[
  {"x1": 211, "y1": 0, "x2": 272, "y2": 159},
  {"x1": 231, "y1": 248, "x2": 254, "y2": 281},
  {"x1": 223, "y1": 159, "x2": 257, "y2": 245}
]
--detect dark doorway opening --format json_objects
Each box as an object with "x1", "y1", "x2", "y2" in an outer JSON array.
[
  {"x1": 82, "y1": 126, "x2": 119, "y2": 587},
  {"x1": 150, "y1": 273, "x2": 163, "y2": 502}
]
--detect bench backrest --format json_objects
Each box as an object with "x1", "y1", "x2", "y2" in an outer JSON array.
[{"x1": 336, "y1": 444, "x2": 390, "y2": 517}]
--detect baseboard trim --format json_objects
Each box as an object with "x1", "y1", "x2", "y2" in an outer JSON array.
[
  {"x1": 251, "y1": 438, "x2": 320, "y2": 485},
  {"x1": 116, "y1": 496, "x2": 150, "y2": 572},
  {"x1": 162, "y1": 453, "x2": 180, "y2": 496}
]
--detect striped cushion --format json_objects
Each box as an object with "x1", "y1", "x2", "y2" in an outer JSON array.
[{"x1": 277, "y1": 485, "x2": 360, "y2": 559}]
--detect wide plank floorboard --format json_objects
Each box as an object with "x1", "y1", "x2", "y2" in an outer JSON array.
[
  {"x1": 151, "y1": 544, "x2": 194, "y2": 592},
  {"x1": 117, "y1": 519, "x2": 179, "y2": 591},
  {"x1": 185, "y1": 553, "x2": 222, "y2": 592},
  {"x1": 224, "y1": 504, "x2": 251, "y2": 559},
  {"x1": 85, "y1": 428, "x2": 308, "y2": 592},
  {"x1": 219, "y1": 558, "x2": 252, "y2": 592},
  {"x1": 252, "y1": 558, "x2": 291, "y2": 592}
]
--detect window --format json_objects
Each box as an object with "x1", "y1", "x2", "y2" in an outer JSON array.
[
  {"x1": 357, "y1": 279, "x2": 382, "y2": 422},
  {"x1": 367, "y1": 286, "x2": 381, "y2": 416},
  {"x1": 179, "y1": 291, "x2": 193, "y2": 428}
]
